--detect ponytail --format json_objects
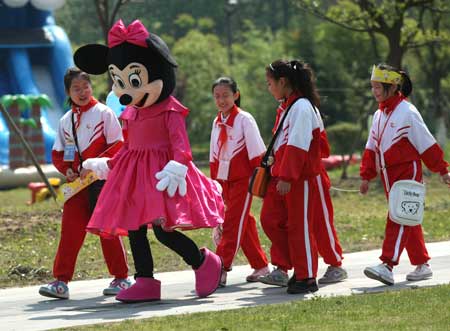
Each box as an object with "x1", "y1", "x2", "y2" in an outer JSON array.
[
  {"x1": 266, "y1": 59, "x2": 321, "y2": 107},
  {"x1": 399, "y1": 71, "x2": 413, "y2": 97}
]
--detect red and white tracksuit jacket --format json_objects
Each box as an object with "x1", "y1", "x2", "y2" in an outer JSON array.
[
  {"x1": 260, "y1": 97, "x2": 322, "y2": 280},
  {"x1": 315, "y1": 129, "x2": 344, "y2": 267},
  {"x1": 210, "y1": 106, "x2": 268, "y2": 271},
  {"x1": 52, "y1": 102, "x2": 128, "y2": 282},
  {"x1": 360, "y1": 99, "x2": 449, "y2": 266}
]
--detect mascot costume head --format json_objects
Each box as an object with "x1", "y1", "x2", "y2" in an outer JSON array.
[{"x1": 74, "y1": 19, "x2": 177, "y2": 109}]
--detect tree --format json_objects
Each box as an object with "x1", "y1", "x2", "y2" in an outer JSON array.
[
  {"x1": 94, "y1": 0, "x2": 133, "y2": 44},
  {"x1": 230, "y1": 22, "x2": 291, "y2": 140},
  {"x1": 172, "y1": 30, "x2": 229, "y2": 143},
  {"x1": 326, "y1": 122, "x2": 363, "y2": 179},
  {"x1": 292, "y1": 0, "x2": 449, "y2": 68},
  {"x1": 413, "y1": 2, "x2": 450, "y2": 148}
]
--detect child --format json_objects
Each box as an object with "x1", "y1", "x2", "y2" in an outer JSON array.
[
  {"x1": 209, "y1": 77, "x2": 269, "y2": 286},
  {"x1": 360, "y1": 64, "x2": 450, "y2": 285},
  {"x1": 258, "y1": 60, "x2": 323, "y2": 294},
  {"x1": 39, "y1": 68, "x2": 130, "y2": 299},
  {"x1": 75, "y1": 19, "x2": 224, "y2": 302}
]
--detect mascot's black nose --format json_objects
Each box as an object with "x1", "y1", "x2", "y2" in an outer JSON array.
[{"x1": 119, "y1": 94, "x2": 132, "y2": 105}]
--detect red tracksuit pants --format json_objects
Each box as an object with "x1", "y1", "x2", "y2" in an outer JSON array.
[
  {"x1": 380, "y1": 161, "x2": 430, "y2": 266},
  {"x1": 261, "y1": 177, "x2": 319, "y2": 280},
  {"x1": 314, "y1": 171, "x2": 344, "y2": 267},
  {"x1": 53, "y1": 187, "x2": 129, "y2": 283},
  {"x1": 216, "y1": 177, "x2": 268, "y2": 271}
]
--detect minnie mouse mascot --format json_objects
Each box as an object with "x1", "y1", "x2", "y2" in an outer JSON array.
[{"x1": 74, "y1": 19, "x2": 224, "y2": 303}]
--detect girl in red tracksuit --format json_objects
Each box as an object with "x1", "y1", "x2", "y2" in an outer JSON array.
[
  {"x1": 38, "y1": 68, "x2": 130, "y2": 300},
  {"x1": 361, "y1": 64, "x2": 450, "y2": 286},
  {"x1": 210, "y1": 77, "x2": 269, "y2": 286},
  {"x1": 259, "y1": 60, "x2": 323, "y2": 294}
]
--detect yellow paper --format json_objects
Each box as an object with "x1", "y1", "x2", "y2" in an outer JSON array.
[
  {"x1": 58, "y1": 171, "x2": 99, "y2": 203},
  {"x1": 371, "y1": 65, "x2": 402, "y2": 85}
]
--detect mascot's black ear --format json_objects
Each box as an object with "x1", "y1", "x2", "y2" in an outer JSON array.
[
  {"x1": 74, "y1": 44, "x2": 109, "y2": 75},
  {"x1": 147, "y1": 34, "x2": 178, "y2": 67}
]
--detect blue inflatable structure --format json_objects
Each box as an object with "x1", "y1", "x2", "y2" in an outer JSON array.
[{"x1": 0, "y1": 2, "x2": 73, "y2": 165}]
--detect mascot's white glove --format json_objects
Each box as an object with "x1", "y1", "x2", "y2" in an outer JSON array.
[
  {"x1": 82, "y1": 157, "x2": 111, "y2": 180},
  {"x1": 155, "y1": 160, "x2": 188, "y2": 197}
]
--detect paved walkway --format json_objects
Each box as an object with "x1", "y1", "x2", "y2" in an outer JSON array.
[{"x1": 1, "y1": 241, "x2": 449, "y2": 331}]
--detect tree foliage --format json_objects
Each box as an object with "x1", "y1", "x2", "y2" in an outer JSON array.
[{"x1": 54, "y1": 0, "x2": 450, "y2": 151}]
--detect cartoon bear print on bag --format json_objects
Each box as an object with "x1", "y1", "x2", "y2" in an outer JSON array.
[{"x1": 401, "y1": 201, "x2": 420, "y2": 215}]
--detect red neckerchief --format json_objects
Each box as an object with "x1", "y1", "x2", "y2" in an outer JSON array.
[
  {"x1": 376, "y1": 93, "x2": 406, "y2": 152},
  {"x1": 272, "y1": 91, "x2": 302, "y2": 134},
  {"x1": 379, "y1": 92, "x2": 405, "y2": 114},
  {"x1": 71, "y1": 96, "x2": 98, "y2": 129},
  {"x1": 216, "y1": 104, "x2": 239, "y2": 155}
]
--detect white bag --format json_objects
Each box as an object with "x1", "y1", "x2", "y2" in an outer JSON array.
[{"x1": 388, "y1": 180, "x2": 425, "y2": 226}]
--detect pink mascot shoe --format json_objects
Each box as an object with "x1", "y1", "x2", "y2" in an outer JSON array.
[
  {"x1": 116, "y1": 277, "x2": 161, "y2": 303},
  {"x1": 194, "y1": 247, "x2": 223, "y2": 297}
]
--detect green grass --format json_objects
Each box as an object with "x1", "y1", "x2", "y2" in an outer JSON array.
[
  {"x1": 60, "y1": 285, "x2": 450, "y2": 331},
  {"x1": 1, "y1": 164, "x2": 449, "y2": 288}
]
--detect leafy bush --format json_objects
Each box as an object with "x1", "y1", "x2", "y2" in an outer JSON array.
[{"x1": 327, "y1": 121, "x2": 363, "y2": 156}]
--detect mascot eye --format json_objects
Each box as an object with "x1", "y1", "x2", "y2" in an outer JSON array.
[
  {"x1": 129, "y1": 71, "x2": 142, "y2": 88},
  {"x1": 112, "y1": 74, "x2": 126, "y2": 89}
]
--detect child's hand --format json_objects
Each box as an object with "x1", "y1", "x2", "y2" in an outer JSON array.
[
  {"x1": 65, "y1": 168, "x2": 78, "y2": 182},
  {"x1": 276, "y1": 180, "x2": 291, "y2": 195},
  {"x1": 360, "y1": 179, "x2": 369, "y2": 195},
  {"x1": 441, "y1": 172, "x2": 450, "y2": 187}
]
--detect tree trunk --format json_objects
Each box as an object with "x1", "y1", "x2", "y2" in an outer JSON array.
[
  {"x1": 386, "y1": 28, "x2": 404, "y2": 67},
  {"x1": 436, "y1": 116, "x2": 447, "y2": 150},
  {"x1": 340, "y1": 154, "x2": 348, "y2": 180}
]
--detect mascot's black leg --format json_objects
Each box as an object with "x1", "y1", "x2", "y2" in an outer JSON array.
[
  {"x1": 128, "y1": 225, "x2": 154, "y2": 278},
  {"x1": 153, "y1": 225, "x2": 204, "y2": 269}
]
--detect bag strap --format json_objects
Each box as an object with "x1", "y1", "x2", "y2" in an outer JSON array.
[
  {"x1": 71, "y1": 112, "x2": 84, "y2": 169},
  {"x1": 261, "y1": 97, "x2": 301, "y2": 168}
]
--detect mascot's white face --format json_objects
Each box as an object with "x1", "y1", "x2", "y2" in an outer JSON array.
[{"x1": 109, "y1": 62, "x2": 163, "y2": 109}]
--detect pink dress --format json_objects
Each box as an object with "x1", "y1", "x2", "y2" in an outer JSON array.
[{"x1": 87, "y1": 96, "x2": 224, "y2": 238}]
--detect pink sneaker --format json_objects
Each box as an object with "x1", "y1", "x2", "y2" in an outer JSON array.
[
  {"x1": 116, "y1": 277, "x2": 161, "y2": 303},
  {"x1": 194, "y1": 247, "x2": 222, "y2": 297}
]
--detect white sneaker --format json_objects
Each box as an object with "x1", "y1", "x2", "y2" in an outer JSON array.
[
  {"x1": 39, "y1": 280, "x2": 69, "y2": 299},
  {"x1": 258, "y1": 267, "x2": 289, "y2": 287},
  {"x1": 364, "y1": 263, "x2": 394, "y2": 286},
  {"x1": 246, "y1": 266, "x2": 270, "y2": 282},
  {"x1": 318, "y1": 266, "x2": 348, "y2": 284},
  {"x1": 406, "y1": 264, "x2": 433, "y2": 281},
  {"x1": 103, "y1": 278, "x2": 133, "y2": 295}
]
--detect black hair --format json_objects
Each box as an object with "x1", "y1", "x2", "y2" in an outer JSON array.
[
  {"x1": 266, "y1": 59, "x2": 320, "y2": 107},
  {"x1": 376, "y1": 63, "x2": 413, "y2": 97},
  {"x1": 64, "y1": 67, "x2": 91, "y2": 106},
  {"x1": 211, "y1": 76, "x2": 241, "y2": 107}
]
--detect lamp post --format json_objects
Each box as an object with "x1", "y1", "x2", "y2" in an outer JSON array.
[{"x1": 225, "y1": 0, "x2": 238, "y2": 64}]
